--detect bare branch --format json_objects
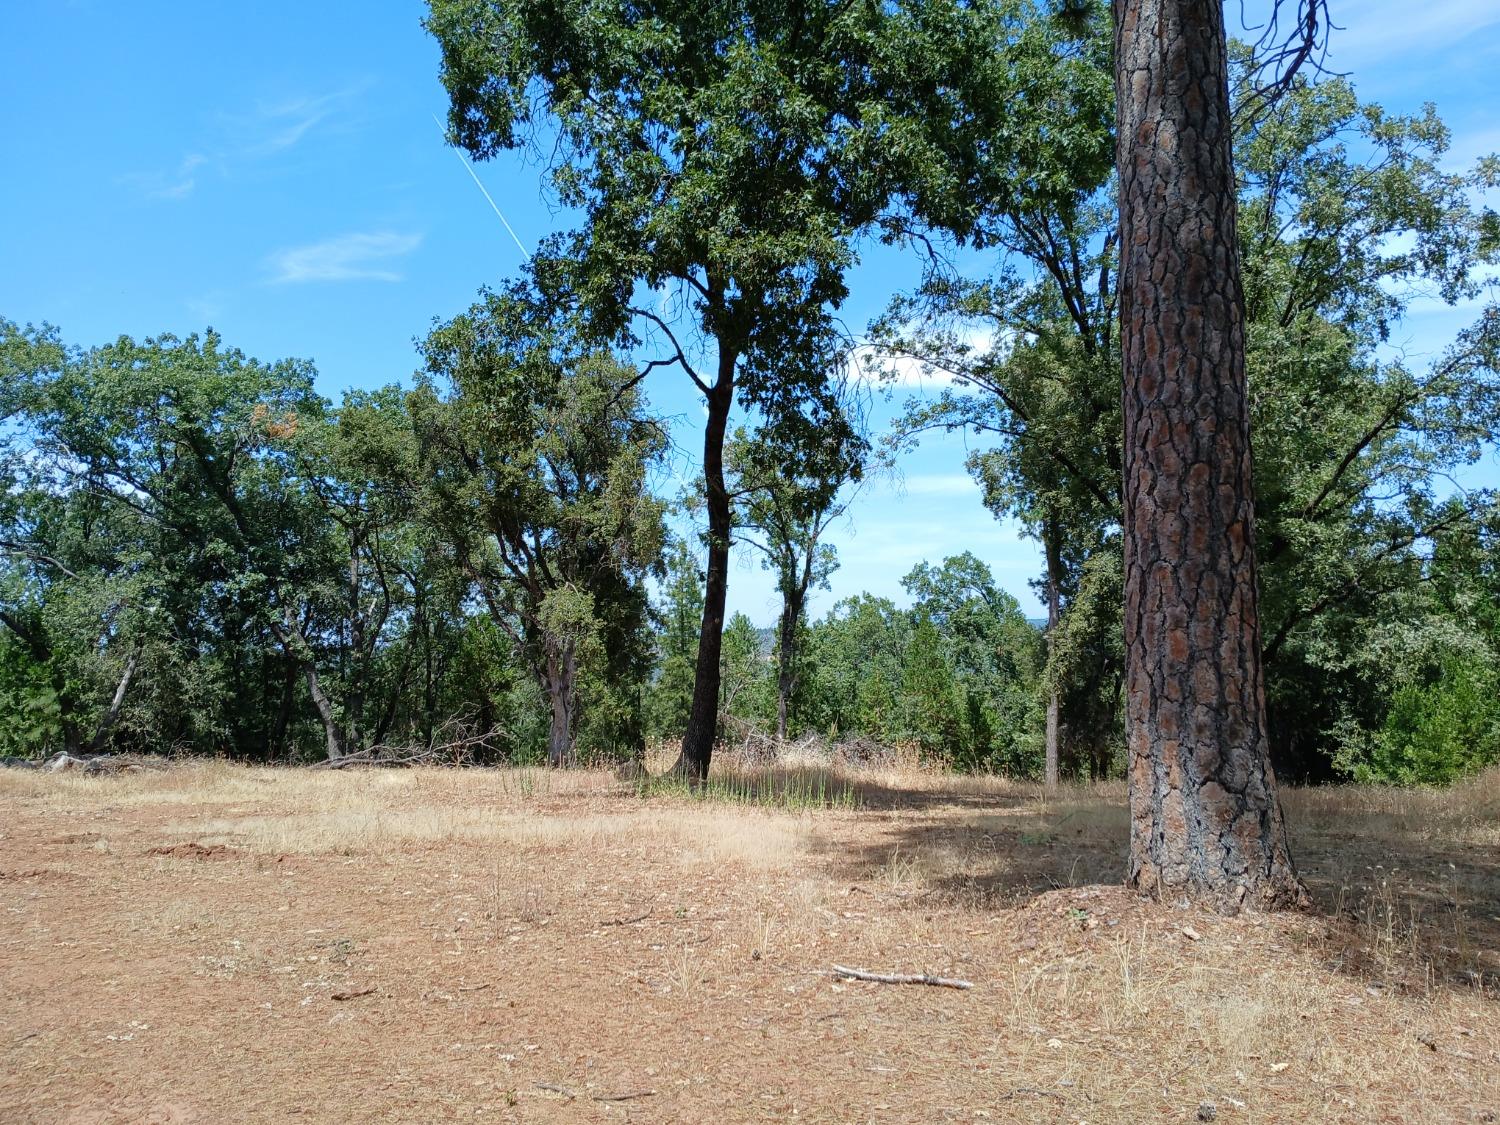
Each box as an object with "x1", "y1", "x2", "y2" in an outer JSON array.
[
  {"x1": 1235, "y1": 0, "x2": 1343, "y2": 126},
  {"x1": 627, "y1": 306, "x2": 711, "y2": 395},
  {"x1": 0, "y1": 540, "x2": 81, "y2": 581}
]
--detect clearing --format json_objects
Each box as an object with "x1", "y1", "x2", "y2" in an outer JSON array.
[{"x1": 1, "y1": 759, "x2": 1497, "y2": 1123}]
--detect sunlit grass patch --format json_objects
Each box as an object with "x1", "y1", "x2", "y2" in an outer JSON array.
[
  {"x1": 635, "y1": 765, "x2": 860, "y2": 811},
  {"x1": 162, "y1": 793, "x2": 809, "y2": 871}
]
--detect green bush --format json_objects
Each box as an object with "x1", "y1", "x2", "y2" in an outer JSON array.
[{"x1": 1359, "y1": 655, "x2": 1500, "y2": 784}]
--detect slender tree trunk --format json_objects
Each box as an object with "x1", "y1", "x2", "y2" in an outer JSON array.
[
  {"x1": 1042, "y1": 519, "x2": 1063, "y2": 793},
  {"x1": 346, "y1": 535, "x2": 366, "y2": 754},
  {"x1": 775, "y1": 586, "x2": 804, "y2": 742},
  {"x1": 85, "y1": 642, "x2": 143, "y2": 754},
  {"x1": 1099, "y1": 667, "x2": 1124, "y2": 780},
  {"x1": 624, "y1": 682, "x2": 645, "y2": 762},
  {"x1": 303, "y1": 659, "x2": 347, "y2": 762},
  {"x1": 419, "y1": 600, "x2": 438, "y2": 747},
  {"x1": 476, "y1": 670, "x2": 497, "y2": 742},
  {"x1": 544, "y1": 638, "x2": 578, "y2": 767},
  {"x1": 677, "y1": 359, "x2": 736, "y2": 781},
  {"x1": 371, "y1": 640, "x2": 414, "y2": 750},
  {"x1": 275, "y1": 609, "x2": 347, "y2": 762},
  {"x1": 1114, "y1": 0, "x2": 1304, "y2": 910},
  {"x1": 1, "y1": 610, "x2": 86, "y2": 757}
]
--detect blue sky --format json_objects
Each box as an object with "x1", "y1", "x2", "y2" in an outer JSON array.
[{"x1": 3, "y1": 0, "x2": 1497, "y2": 625}]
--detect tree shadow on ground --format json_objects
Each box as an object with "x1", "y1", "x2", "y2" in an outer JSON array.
[
  {"x1": 841, "y1": 777, "x2": 1048, "y2": 813},
  {"x1": 813, "y1": 783, "x2": 1500, "y2": 994}
]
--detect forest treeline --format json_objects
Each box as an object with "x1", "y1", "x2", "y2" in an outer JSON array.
[{"x1": 2, "y1": 13, "x2": 1498, "y2": 785}]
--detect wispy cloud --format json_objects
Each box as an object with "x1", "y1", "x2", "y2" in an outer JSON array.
[
  {"x1": 846, "y1": 344, "x2": 959, "y2": 391},
  {"x1": 232, "y1": 84, "x2": 369, "y2": 158},
  {"x1": 127, "y1": 82, "x2": 369, "y2": 202},
  {"x1": 185, "y1": 290, "x2": 229, "y2": 324},
  {"x1": 267, "y1": 231, "x2": 422, "y2": 284},
  {"x1": 1326, "y1": 0, "x2": 1500, "y2": 64},
  {"x1": 123, "y1": 153, "x2": 209, "y2": 200},
  {"x1": 847, "y1": 327, "x2": 1002, "y2": 391},
  {"x1": 898, "y1": 472, "x2": 981, "y2": 498}
]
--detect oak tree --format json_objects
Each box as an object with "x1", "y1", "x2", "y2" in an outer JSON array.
[
  {"x1": 416, "y1": 285, "x2": 667, "y2": 765},
  {"x1": 425, "y1": 0, "x2": 1098, "y2": 778}
]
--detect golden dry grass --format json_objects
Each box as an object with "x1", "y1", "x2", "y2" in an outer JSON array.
[
  {"x1": 1283, "y1": 767, "x2": 1500, "y2": 847},
  {"x1": 1, "y1": 759, "x2": 1496, "y2": 1123}
]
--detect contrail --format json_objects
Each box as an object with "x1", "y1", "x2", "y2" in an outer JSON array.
[{"x1": 432, "y1": 113, "x2": 529, "y2": 258}]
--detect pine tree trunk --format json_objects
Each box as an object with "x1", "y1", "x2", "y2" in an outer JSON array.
[
  {"x1": 1114, "y1": 0, "x2": 1304, "y2": 911},
  {"x1": 677, "y1": 362, "x2": 735, "y2": 781}
]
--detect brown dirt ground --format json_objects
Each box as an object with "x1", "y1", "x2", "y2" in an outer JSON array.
[{"x1": 1, "y1": 763, "x2": 1497, "y2": 1124}]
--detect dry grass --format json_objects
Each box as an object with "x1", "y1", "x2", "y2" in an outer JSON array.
[
  {"x1": 2, "y1": 759, "x2": 1497, "y2": 1123},
  {"x1": 171, "y1": 802, "x2": 807, "y2": 869},
  {"x1": 1284, "y1": 767, "x2": 1500, "y2": 847}
]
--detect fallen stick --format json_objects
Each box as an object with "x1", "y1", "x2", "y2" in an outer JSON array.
[
  {"x1": 832, "y1": 964, "x2": 973, "y2": 990},
  {"x1": 534, "y1": 1084, "x2": 656, "y2": 1104},
  {"x1": 599, "y1": 908, "x2": 653, "y2": 927},
  {"x1": 331, "y1": 987, "x2": 377, "y2": 1001},
  {"x1": 1001, "y1": 1087, "x2": 1066, "y2": 1101}
]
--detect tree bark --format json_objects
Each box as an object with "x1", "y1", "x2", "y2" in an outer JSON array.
[
  {"x1": 303, "y1": 658, "x2": 347, "y2": 763},
  {"x1": 1114, "y1": 0, "x2": 1304, "y2": 910},
  {"x1": 371, "y1": 640, "x2": 414, "y2": 750},
  {"x1": 676, "y1": 358, "x2": 736, "y2": 781},
  {"x1": 1042, "y1": 518, "x2": 1063, "y2": 793},
  {"x1": 418, "y1": 598, "x2": 438, "y2": 748},
  {"x1": 775, "y1": 584, "x2": 804, "y2": 743},
  {"x1": 275, "y1": 609, "x2": 348, "y2": 763},
  {"x1": 544, "y1": 637, "x2": 578, "y2": 767},
  {"x1": 85, "y1": 642, "x2": 143, "y2": 754},
  {"x1": 345, "y1": 533, "x2": 366, "y2": 755}
]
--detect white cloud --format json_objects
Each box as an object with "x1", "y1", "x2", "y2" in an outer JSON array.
[
  {"x1": 151, "y1": 179, "x2": 195, "y2": 201},
  {"x1": 234, "y1": 84, "x2": 368, "y2": 157},
  {"x1": 850, "y1": 345, "x2": 959, "y2": 390},
  {"x1": 846, "y1": 326, "x2": 1003, "y2": 392},
  {"x1": 125, "y1": 153, "x2": 208, "y2": 201},
  {"x1": 266, "y1": 231, "x2": 422, "y2": 284},
  {"x1": 126, "y1": 82, "x2": 369, "y2": 201},
  {"x1": 1325, "y1": 0, "x2": 1500, "y2": 65},
  {"x1": 898, "y1": 472, "x2": 980, "y2": 498}
]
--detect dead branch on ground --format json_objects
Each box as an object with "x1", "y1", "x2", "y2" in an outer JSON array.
[
  {"x1": 533, "y1": 1084, "x2": 656, "y2": 1103},
  {"x1": 831, "y1": 964, "x2": 974, "y2": 990},
  {"x1": 599, "y1": 908, "x2": 653, "y2": 927},
  {"x1": 310, "y1": 717, "x2": 506, "y2": 769}
]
